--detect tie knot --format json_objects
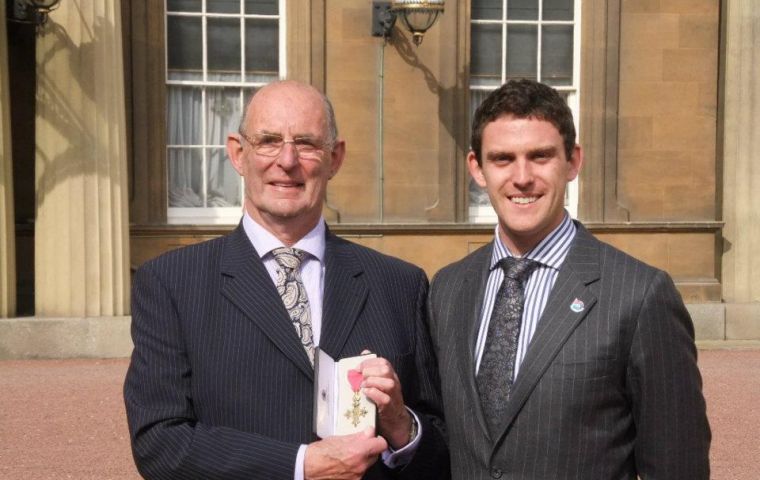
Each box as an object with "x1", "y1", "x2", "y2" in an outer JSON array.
[
  {"x1": 498, "y1": 256, "x2": 539, "y2": 282},
  {"x1": 272, "y1": 247, "x2": 306, "y2": 271}
]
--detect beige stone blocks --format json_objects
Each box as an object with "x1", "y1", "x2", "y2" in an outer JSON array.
[
  {"x1": 689, "y1": 303, "x2": 760, "y2": 342},
  {"x1": 726, "y1": 304, "x2": 760, "y2": 340},
  {"x1": 619, "y1": 82, "x2": 702, "y2": 117},
  {"x1": 621, "y1": 0, "x2": 660, "y2": 14},
  {"x1": 617, "y1": 149, "x2": 715, "y2": 220},
  {"x1": 622, "y1": 13, "x2": 681, "y2": 49},
  {"x1": 619, "y1": 48, "x2": 664, "y2": 83},
  {"x1": 688, "y1": 303, "x2": 725, "y2": 341},
  {"x1": 660, "y1": 0, "x2": 716, "y2": 15},
  {"x1": 340, "y1": 231, "x2": 494, "y2": 279},
  {"x1": 678, "y1": 14, "x2": 719, "y2": 49},
  {"x1": 323, "y1": 0, "x2": 455, "y2": 224},
  {"x1": 662, "y1": 48, "x2": 718, "y2": 82},
  {"x1": 651, "y1": 114, "x2": 716, "y2": 152},
  {"x1": 618, "y1": 0, "x2": 719, "y2": 222},
  {"x1": 595, "y1": 230, "x2": 718, "y2": 301},
  {"x1": 0, "y1": 317, "x2": 133, "y2": 359},
  {"x1": 598, "y1": 231, "x2": 715, "y2": 278}
]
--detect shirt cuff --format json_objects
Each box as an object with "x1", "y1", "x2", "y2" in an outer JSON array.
[
  {"x1": 381, "y1": 408, "x2": 422, "y2": 469},
  {"x1": 294, "y1": 444, "x2": 307, "y2": 480}
]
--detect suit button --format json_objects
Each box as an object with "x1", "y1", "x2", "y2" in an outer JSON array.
[{"x1": 491, "y1": 467, "x2": 503, "y2": 478}]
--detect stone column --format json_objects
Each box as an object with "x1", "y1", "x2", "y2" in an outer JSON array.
[
  {"x1": 722, "y1": 0, "x2": 760, "y2": 339},
  {"x1": 722, "y1": 0, "x2": 760, "y2": 304},
  {"x1": 35, "y1": 0, "x2": 130, "y2": 316},
  {"x1": 0, "y1": 0, "x2": 17, "y2": 317}
]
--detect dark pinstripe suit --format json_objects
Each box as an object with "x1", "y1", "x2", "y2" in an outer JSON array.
[
  {"x1": 428, "y1": 223, "x2": 710, "y2": 479},
  {"x1": 124, "y1": 225, "x2": 448, "y2": 479}
]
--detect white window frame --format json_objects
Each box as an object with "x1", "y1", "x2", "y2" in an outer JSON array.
[
  {"x1": 165, "y1": 0, "x2": 287, "y2": 225},
  {"x1": 468, "y1": 0, "x2": 582, "y2": 223}
]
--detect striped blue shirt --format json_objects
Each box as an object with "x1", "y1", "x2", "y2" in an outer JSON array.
[{"x1": 474, "y1": 213, "x2": 577, "y2": 380}]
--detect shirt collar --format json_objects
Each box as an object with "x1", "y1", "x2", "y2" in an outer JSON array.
[
  {"x1": 242, "y1": 212, "x2": 326, "y2": 263},
  {"x1": 490, "y1": 212, "x2": 576, "y2": 272}
]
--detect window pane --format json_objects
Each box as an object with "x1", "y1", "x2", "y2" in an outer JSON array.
[
  {"x1": 167, "y1": 0, "x2": 201, "y2": 12},
  {"x1": 507, "y1": 0, "x2": 538, "y2": 20},
  {"x1": 165, "y1": 0, "x2": 281, "y2": 224},
  {"x1": 206, "y1": 88, "x2": 243, "y2": 145},
  {"x1": 246, "y1": 0, "x2": 278, "y2": 15},
  {"x1": 208, "y1": 0, "x2": 241, "y2": 14},
  {"x1": 245, "y1": 18, "x2": 279, "y2": 82},
  {"x1": 240, "y1": 87, "x2": 258, "y2": 120},
  {"x1": 167, "y1": 87, "x2": 203, "y2": 145},
  {"x1": 541, "y1": 25, "x2": 573, "y2": 86},
  {"x1": 470, "y1": 23, "x2": 502, "y2": 88},
  {"x1": 469, "y1": 178, "x2": 491, "y2": 207},
  {"x1": 242, "y1": 87, "x2": 258, "y2": 107},
  {"x1": 468, "y1": 88, "x2": 494, "y2": 208},
  {"x1": 506, "y1": 24, "x2": 537, "y2": 80},
  {"x1": 168, "y1": 149, "x2": 204, "y2": 207},
  {"x1": 208, "y1": 18, "x2": 242, "y2": 81},
  {"x1": 543, "y1": 0, "x2": 574, "y2": 21},
  {"x1": 471, "y1": 0, "x2": 501, "y2": 20},
  {"x1": 167, "y1": 16, "x2": 202, "y2": 79},
  {"x1": 207, "y1": 149, "x2": 242, "y2": 207}
]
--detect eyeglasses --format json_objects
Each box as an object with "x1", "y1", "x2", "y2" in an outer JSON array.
[{"x1": 238, "y1": 130, "x2": 331, "y2": 159}]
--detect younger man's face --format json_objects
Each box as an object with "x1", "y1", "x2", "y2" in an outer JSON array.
[{"x1": 468, "y1": 115, "x2": 583, "y2": 255}]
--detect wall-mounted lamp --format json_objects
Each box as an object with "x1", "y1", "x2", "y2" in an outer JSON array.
[
  {"x1": 8, "y1": 0, "x2": 61, "y2": 28},
  {"x1": 372, "y1": 0, "x2": 445, "y2": 46}
]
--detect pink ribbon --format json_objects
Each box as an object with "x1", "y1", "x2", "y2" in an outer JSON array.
[{"x1": 347, "y1": 369, "x2": 363, "y2": 393}]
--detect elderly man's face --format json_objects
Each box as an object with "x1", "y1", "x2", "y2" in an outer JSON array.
[{"x1": 227, "y1": 82, "x2": 344, "y2": 240}]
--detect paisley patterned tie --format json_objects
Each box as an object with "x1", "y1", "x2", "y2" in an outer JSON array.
[
  {"x1": 272, "y1": 247, "x2": 314, "y2": 365},
  {"x1": 477, "y1": 256, "x2": 539, "y2": 436}
]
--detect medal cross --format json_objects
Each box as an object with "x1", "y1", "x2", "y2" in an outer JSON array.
[{"x1": 344, "y1": 392, "x2": 368, "y2": 427}]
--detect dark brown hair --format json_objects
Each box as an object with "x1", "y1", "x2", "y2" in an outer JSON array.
[{"x1": 470, "y1": 79, "x2": 576, "y2": 165}]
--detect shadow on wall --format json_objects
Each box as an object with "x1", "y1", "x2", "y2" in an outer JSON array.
[
  {"x1": 31, "y1": 3, "x2": 130, "y2": 318},
  {"x1": 34, "y1": 12, "x2": 123, "y2": 213},
  {"x1": 389, "y1": 30, "x2": 468, "y2": 157}
]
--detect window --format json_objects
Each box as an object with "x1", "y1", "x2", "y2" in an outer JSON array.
[
  {"x1": 469, "y1": 0, "x2": 581, "y2": 222},
  {"x1": 165, "y1": 0, "x2": 285, "y2": 224}
]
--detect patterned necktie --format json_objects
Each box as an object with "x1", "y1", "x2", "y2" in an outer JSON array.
[
  {"x1": 272, "y1": 247, "x2": 314, "y2": 365},
  {"x1": 477, "y1": 256, "x2": 539, "y2": 436}
]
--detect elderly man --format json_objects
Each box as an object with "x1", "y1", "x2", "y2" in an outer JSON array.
[
  {"x1": 124, "y1": 81, "x2": 448, "y2": 480},
  {"x1": 428, "y1": 79, "x2": 710, "y2": 479}
]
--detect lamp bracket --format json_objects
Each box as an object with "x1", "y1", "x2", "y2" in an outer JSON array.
[
  {"x1": 8, "y1": 0, "x2": 36, "y2": 24},
  {"x1": 371, "y1": 1, "x2": 396, "y2": 38},
  {"x1": 7, "y1": 0, "x2": 61, "y2": 28}
]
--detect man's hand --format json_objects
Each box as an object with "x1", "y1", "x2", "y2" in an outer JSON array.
[
  {"x1": 304, "y1": 428, "x2": 388, "y2": 480},
  {"x1": 359, "y1": 352, "x2": 413, "y2": 449}
]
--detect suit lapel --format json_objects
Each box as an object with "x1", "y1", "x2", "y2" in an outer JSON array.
[
  {"x1": 491, "y1": 225, "x2": 601, "y2": 447},
  {"x1": 453, "y1": 244, "x2": 494, "y2": 441},
  {"x1": 220, "y1": 225, "x2": 314, "y2": 380},
  {"x1": 318, "y1": 232, "x2": 369, "y2": 358}
]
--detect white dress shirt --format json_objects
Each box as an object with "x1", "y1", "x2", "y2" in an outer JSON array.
[
  {"x1": 243, "y1": 213, "x2": 326, "y2": 345},
  {"x1": 241, "y1": 213, "x2": 421, "y2": 479}
]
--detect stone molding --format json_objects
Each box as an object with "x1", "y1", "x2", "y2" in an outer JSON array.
[{"x1": 0, "y1": 316, "x2": 132, "y2": 359}]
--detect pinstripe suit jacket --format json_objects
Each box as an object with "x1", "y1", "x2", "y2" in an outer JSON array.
[
  {"x1": 124, "y1": 224, "x2": 448, "y2": 480},
  {"x1": 428, "y1": 223, "x2": 710, "y2": 479}
]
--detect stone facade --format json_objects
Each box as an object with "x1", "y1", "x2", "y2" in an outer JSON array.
[{"x1": 1, "y1": 0, "x2": 758, "y2": 357}]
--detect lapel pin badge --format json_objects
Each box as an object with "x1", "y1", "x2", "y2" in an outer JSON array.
[{"x1": 570, "y1": 298, "x2": 585, "y2": 313}]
